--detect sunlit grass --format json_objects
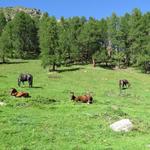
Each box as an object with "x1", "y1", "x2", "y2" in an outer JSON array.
[{"x1": 0, "y1": 60, "x2": 150, "y2": 149}]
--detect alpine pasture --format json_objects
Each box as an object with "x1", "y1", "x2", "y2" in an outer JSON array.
[{"x1": 0, "y1": 60, "x2": 150, "y2": 150}]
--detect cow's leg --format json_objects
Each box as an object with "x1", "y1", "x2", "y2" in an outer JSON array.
[
  {"x1": 28, "y1": 80, "x2": 32, "y2": 88},
  {"x1": 28, "y1": 81, "x2": 31, "y2": 88},
  {"x1": 119, "y1": 80, "x2": 123, "y2": 91},
  {"x1": 123, "y1": 82, "x2": 126, "y2": 89},
  {"x1": 119, "y1": 81, "x2": 122, "y2": 95}
]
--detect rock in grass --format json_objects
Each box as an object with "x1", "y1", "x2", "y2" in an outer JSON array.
[
  {"x1": 0, "y1": 101, "x2": 6, "y2": 106},
  {"x1": 110, "y1": 119, "x2": 133, "y2": 132},
  {"x1": 146, "y1": 144, "x2": 150, "y2": 148}
]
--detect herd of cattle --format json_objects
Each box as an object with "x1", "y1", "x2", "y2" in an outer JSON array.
[{"x1": 10, "y1": 73, "x2": 131, "y2": 104}]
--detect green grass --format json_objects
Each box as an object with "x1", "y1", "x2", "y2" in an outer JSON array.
[{"x1": 0, "y1": 60, "x2": 150, "y2": 150}]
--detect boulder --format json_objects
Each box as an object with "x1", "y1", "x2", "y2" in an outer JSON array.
[
  {"x1": 0, "y1": 101, "x2": 6, "y2": 106},
  {"x1": 110, "y1": 119, "x2": 133, "y2": 132}
]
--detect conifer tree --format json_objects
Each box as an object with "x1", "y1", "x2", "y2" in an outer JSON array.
[
  {"x1": 39, "y1": 14, "x2": 60, "y2": 71},
  {"x1": 0, "y1": 12, "x2": 7, "y2": 36}
]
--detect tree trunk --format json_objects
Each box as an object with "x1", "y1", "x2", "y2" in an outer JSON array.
[
  {"x1": 49, "y1": 63, "x2": 56, "y2": 72},
  {"x1": 106, "y1": 61, "x2": 108, "y2": 67},
  {"x1": 2, "y1": 55, "x2": 5, "y2": 63},
  {"x1": 127, "y1": 57, "x2": 130, "y2": 67},
  {"x1": 52, "y1": 62, "x2": 56, "y2": 71},
  {"x1": 118, "y1": 60, "x2": 120, "y2": 69},
  {"x1": 92, "y1": 59, "x2": 96, "y2": 67}
]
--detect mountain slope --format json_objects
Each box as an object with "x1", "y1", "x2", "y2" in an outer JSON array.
[{"x1": 0, "y1": 6, "x2": 43, "y2": 20}]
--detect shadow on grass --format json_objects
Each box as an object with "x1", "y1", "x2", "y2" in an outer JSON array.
[
  {"x1": 48, "y1": 75, "x2": 61, "y2": 79},
  {"x1": 7, "y1": 61, "x2": 28, "y2": 64},
  {"x1": 96, "y1": 64, "x2": 115, "y2": 70},
  {"x1": 31, "y1": 96, "x2": 59, "y2": 105},
  {"x1": 20, "y1": 86, "x2": 43, "y2": 89},
  {"x1": 96, "y1": 63, "x2": 129, "y2": 70},
  {"x1": 0, "y1": 75, "x2": 7, "y2": 78},
  {"x1": 56, "y1": 67, "x2": 83, "y2": 73},
  {"x1": 32, "y1": 86, "x2": 43, "y2": 89},
  {"x1": 0, "y1": 61, "x2": 28, "y2": 65},
  {"x1": 121, "y1": 87, "x2": 128, "y2": 90},
  {"x1": 134, "y1": 66, "x2": 150, "y2": 74}
]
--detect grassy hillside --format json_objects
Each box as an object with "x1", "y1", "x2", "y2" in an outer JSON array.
[{"x1": 0, "y1": 60, "x2": 150, "y2": 150}]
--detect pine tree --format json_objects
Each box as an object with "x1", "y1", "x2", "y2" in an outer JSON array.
[
  {"x1": 68, "y1": 16, "x2": 86, "y2": 62},
  {"x1": 12, "y1": 12, "x2": 39, "y2": 58},
  {"x1": 107, "y1": 13, "x2": 120, "y2": 52},
  {"x1": 118, "y1": 13, "x2": 131, "y2": 66},
  {"x1": 129, "y1": 8, "x2": 143, "y2": 64},
  {"x1": 92, "y1": 18, "x2": 109, "y2": 66},
  {"x1": 0, "y1": 21, "x2": 14, "y2": 63},
  {"x1": 58, "y1": 17, "x2": 72, "y2": 65},
  {"x1": 39, "y1": 14, "x2": 60, "y2": 71},
  {"x1": 0, "y1": 12, "x2": 7, "y2": 36},
  {"x1": 78, "y1": 17, "x2": 102, "y2": 63}
]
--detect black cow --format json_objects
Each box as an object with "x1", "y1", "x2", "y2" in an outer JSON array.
[
  {"x1": 119, "y1": 79, "x2": 130, "y2": 90},
  {"x1": 18, "y1": 74, "x2": 33, "y2": 87},
  {"x1": 144, "y1": 61, "x2": 150, "y2": 73}
]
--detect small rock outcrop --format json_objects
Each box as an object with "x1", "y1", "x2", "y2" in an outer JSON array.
[
  {"x1": 110, "y1": 119, "x2": 133, "y2": 132},
  {"x1": 0, "y1": 101, "x2": 6, "y2": 106},
  {"x1": 0, "y1": 6, "x2": 43, "y2": 20}
]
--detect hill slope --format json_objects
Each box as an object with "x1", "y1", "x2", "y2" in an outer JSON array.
[{"x1": 0, "y1": 6, "x2": 43, "y2": 20}]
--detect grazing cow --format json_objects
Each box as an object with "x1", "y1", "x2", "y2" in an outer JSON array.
[
  {"x1": 70, "y1": 92, "x2": 93, "y2": 104},
  {"x1": 18, "y1": 73, "x2": 33, "y2": 87},
  {"x1": 144, "y1": 61, "x2": 150, "y2": 73},
  {"x1": 119, "y1": 79, "x2": 130, "y2": 90},
  {"x1": 10, "y1": 88, "x2": 30, "y2": 98}
]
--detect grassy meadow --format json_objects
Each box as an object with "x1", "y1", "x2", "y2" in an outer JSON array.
[{"x1": 0, "y1": 60, "x2": 150, "y2": 150}]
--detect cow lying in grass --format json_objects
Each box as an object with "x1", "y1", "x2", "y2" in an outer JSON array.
[
  {"x1": 70, "y1": 92, "x2": 93, "y2": 104},
  {"x1": 119, "y1": 79, "x2": 130, "y2": 90},
  {"x1": 10, "y1": 88, "x2": 30, "y2": 98}
]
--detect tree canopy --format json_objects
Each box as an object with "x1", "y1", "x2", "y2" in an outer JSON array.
[{"x1": 0, "y1": 8, "x2": 150, "y2": 72}]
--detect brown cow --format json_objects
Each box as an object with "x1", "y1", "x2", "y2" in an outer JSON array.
[
  {"x1": 70, "y1": 92, "x2": 93, "y2": 104},
  {"x1": 10, "y1": 88, "x2": 30, "y2": 98}
]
